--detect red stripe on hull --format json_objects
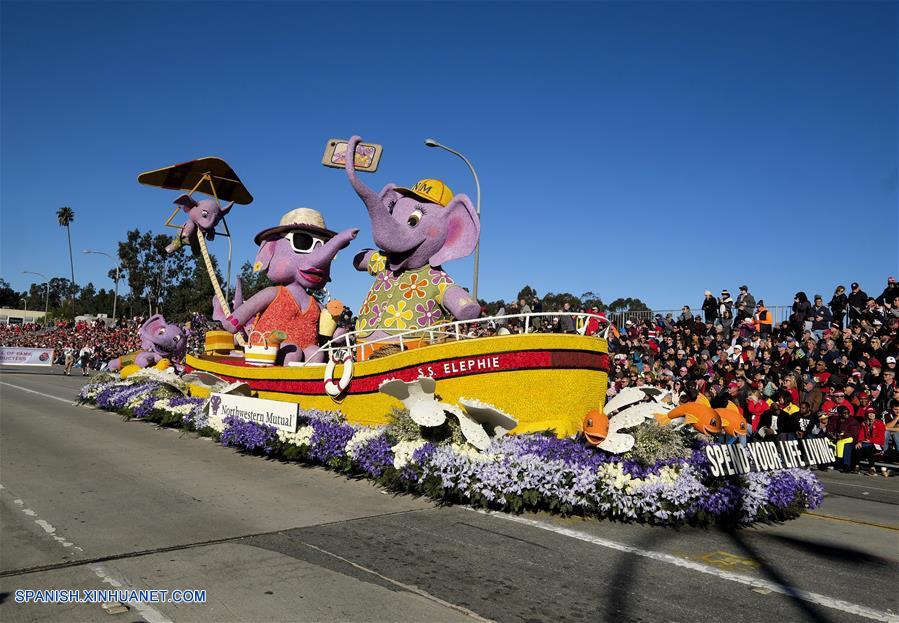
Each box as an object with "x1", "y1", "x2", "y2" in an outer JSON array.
[{"x1": 188, "y1": 350, "x2": 609, "y2": 397}]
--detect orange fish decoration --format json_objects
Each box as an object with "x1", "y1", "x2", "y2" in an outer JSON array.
[
  {"x1": 583, "y1": 408, "x2": 610, "y2": 446},
  {"x1": 654, "y1": 394, "x2": 723, "y2": 435},
  {"x1": 717, "y1": 401, "x2": 748, "y2": 437}
]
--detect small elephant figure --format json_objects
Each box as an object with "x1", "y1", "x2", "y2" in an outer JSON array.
[
  {"x1": 165, "y1": 193, "x2": 232, "y2": 254},
  {"x1": 107, "y1": 314, "x2": 187, "y2": 371},
  {"x1": 344, "y1": 135, "x2": 481, "y2": 343},
  {"x1": 213, "y1": 208, "x2": 358, "y2": 365}
]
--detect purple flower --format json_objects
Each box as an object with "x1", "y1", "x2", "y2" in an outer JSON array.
[
  {"x1": 373, "y1": 273, "x2": 394, "y2": 292},
  {"x1": 220, "y1": 416, "x2": 277, "y2": 454},
  {"x1": 353, "y1": 434, "x2": 394, "y2": 477},
  {"x1": 307, "y1": 419, "x2": 354, "y2": 463},
  {"x1": 415, "y1": 300, "x2": 443, "y2": 327}
]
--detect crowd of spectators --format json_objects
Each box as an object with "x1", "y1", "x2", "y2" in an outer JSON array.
[
  {"x1": 601, "y1": 278, "x2": 899, "y2": 475},
  {"x1": 0, "y1": 318, "x2": 144, "y2": 371}
]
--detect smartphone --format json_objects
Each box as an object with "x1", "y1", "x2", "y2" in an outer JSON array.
[{"x1": 322, "y1": 139, "x2": 383, "y2": 172}]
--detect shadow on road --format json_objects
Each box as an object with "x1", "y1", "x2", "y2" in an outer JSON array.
[
  {"x1": 760, "y1": 533, "x2": 892, "y2": 566},
  {"x1": 604, "y1": 529, "x2": 670, "y2": 621},
  {"x1": 726, "y1": 529, "x2": 834, "y2": 622}
]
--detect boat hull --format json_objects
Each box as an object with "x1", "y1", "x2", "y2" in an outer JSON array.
[{"x1": 185, "y1": 333, "x2": 608, "y2": 436}]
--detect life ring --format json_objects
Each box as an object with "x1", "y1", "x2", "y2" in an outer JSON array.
[{"x1": 324, "y1": 349, "x2": 354, "y2": 397}]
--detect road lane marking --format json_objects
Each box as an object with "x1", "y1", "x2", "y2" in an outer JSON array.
[
  {"x1": 89, "y1": 563, "x2": 173, "y2": 623},
  {"x1": 467, "y1": 508, "x2": 898, "y2": 623},
  {"x1": 1, "y1": 483, "x2": 172, "y2": 623},
  {"x1": 805, "y1": 511, "x2": 899, "y2": 532},
  {"x1": 817, "y1": 478, "x2": 897, "y2": 493},
  {"x1": 0, "y1": 381, "x2": 74, "y2": 404}
]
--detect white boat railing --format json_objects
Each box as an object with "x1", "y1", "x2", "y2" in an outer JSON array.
[{"x1": 301, "y1": 311, "x2": 611, "y2": 365}]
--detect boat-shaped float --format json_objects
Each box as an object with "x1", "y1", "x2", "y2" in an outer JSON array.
[{"x1": 185, "y1": 314, "x2": 609, "y2": 436}]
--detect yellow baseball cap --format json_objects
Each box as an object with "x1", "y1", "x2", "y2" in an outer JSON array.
[{"x1": 394, "y1": 179, "x2": 453, "y2": 207}]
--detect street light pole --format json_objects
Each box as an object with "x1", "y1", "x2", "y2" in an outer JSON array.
[
  {"x1": 424, "y1": 138, "x2": 481, "y2": 302},
  {"x1": 83, "y1": 250, "x2": 120, "y2": 321},
  {"x1": 22, "y1": 271, "x2": 50, "y2": 322}
]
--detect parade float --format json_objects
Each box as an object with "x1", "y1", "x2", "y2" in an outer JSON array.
[{"x1": 80, "y1": 136, "x2": 825, "y2": 526}]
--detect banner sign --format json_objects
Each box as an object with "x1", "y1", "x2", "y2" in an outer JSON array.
[
  {"x1": 208, "y1": 392, "x2": 298, "y2": 433},
  {"x1": 705, "y1": 438, "x2": 836, "y2": 477},
  {"x1": 0, "y1": 347, "x2": 54, "y2": 367}
]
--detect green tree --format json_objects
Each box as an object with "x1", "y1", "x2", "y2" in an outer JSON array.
[
  {"x1": 56, "y1": 206, "x2": 76, "y2": 314},
  {"x1": 237, "y1": 261, "x2": 272, "y2": 299},
  {"x1": 542, "y1": 291, "x2": 583, "y2": 311},
  {"x1": 115, "y1": 229, "x2": 192, "y2": 316},
  {"x1": 0, "y1": 279, "x2": 22, "y2": 308},
  {"x1": 78, "y1": 282, "x2": 98, "y2": 315},
  {"x1": 580, "y1": 291, "x2": 607, "y2": 312},
  {"x1": 607, "y1": 297, "x2": 649, "y2": 312},
  {"x1": 516, "y1": 285, "x2": 538, "y2": 302}
]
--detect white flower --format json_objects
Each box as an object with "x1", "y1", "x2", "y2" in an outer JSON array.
[
  {"x1": 392, "y1": 439, "x2": 427, "y2": 469},
  {"x1": 278, "y1": 426, "x2": 314, "y2": 448},
  {"x1": 449, "y1": 443, "x2": 493, "y2": 463},
  {"x1": 346, "y1": 427, "x2": 386, "y2": 460}
]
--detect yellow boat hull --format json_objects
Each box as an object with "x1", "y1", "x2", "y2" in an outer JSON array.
[{"x1": 185, "y1": 333, "x2": 608, "y2": 437}]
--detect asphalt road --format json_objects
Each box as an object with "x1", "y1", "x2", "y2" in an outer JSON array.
[{"x1": 1, "y1": 366, "x2": 897, "y2": 623}]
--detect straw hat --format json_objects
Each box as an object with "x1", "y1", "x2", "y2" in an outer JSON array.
[{"x1": 254, "y1": 208, "x2": 337, "y2": 245}]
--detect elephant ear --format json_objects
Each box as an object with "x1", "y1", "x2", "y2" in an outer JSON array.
[
  {"x1": 174, "y1": 193, "x2": 198, "y2": 213},
  {"x1": 378, "y1": 183, "x2": 399, "y2": 203},
  {"x1": 140, "y1": 314, "x2": 167, "y2": 348},
  {"x1": 254, "y1": 240, "x2": 276, "y2": 273},
  {"x1": 429, "y1": 193, "x2": 479, "y2": 267}
]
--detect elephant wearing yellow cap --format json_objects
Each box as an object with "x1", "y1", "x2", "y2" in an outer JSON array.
[{"x1": 344, "y1": 135, "x2": 481, "y2": 345}]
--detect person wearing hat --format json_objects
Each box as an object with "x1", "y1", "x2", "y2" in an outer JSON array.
[
  {"x1": 736, "y1": 285, "x2": 756, "y2": 312},
  {"x1": 847, "y1": 282, "x2": 868, "y2": 323},
  {"x1": 702, "y1": 290, "x2": 718, "y2": 324},
  {"x1": 829, "y1": 285, "x2": 848, "y2": 329},
  {"x1": 810, "y1": 295, "x2": 832, "y2": 339},
  {"x1": 800, "y1": 376, "x2": 824, "y2": 413},
  {"x1": 218, "y1": 208, "x2": 359, "y2": 363},
  {"x1": 717, "y1": 290, "x2": 734, "y2": 336},
  {"x1": 753, "y1": 299, "x2": 772, "y2": 336},
  {"x1": 875, "y1": 276, "x2": 899, "y2": 307}
]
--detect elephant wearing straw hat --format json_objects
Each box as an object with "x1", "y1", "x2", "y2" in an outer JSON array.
[
  {"x1": 344, "y1": 135, "x2": 480, "y2": 344},
  {"x1": 213, "y1": 208, "x2": 358, "y2": 364}
]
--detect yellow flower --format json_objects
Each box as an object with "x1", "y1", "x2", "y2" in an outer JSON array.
[
  {"x1": 369, "y1": 252, "x2": 387, "y2": 274},
  {"x1": 384, "y1": 301, "x2": 414, "y2": 329}
]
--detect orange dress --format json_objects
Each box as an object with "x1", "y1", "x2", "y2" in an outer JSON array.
[{"x1": 252, "y1": 286, "x2": 320, "y2": 349}]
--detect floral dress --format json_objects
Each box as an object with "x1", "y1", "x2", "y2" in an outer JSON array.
[{"x1": 355, "y1": 252, "x2": 454, "y2": 339}]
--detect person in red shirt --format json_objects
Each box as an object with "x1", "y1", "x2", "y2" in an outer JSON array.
[
  {"x1": 854, "y1": 410, "x2": 887, "y2": 474},
  {"x1": 584, "y1": 308, "x2": 606, "y2": 337},
  {"x1": 821, "y1": 389, "x2": 854, "y2": 418},
  {"x1": 811, "y1": 359, "x2": 831, "y2": 386}
]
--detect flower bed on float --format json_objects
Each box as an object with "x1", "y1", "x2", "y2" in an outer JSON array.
[{"x1": 79, "y1": 374, "x2": 823, "y2": 526}]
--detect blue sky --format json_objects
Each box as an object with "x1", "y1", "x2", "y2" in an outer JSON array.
[{"x1": 2, "y1": 1, "x2": 896, "y2": 313}]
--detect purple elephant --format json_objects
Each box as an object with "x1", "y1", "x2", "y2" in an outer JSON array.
[
  {"x1": 213, "y1": 208, "x2": 358, "y2": 364},
  {"x1": 344, "y1": 135, "x2": 480, "y2": 342},
  {"x1": 165, "y1": 193, "x2": 233, "y2": 254},
  {"x1": 107, "y1": 314, "x2": 187, "y2": 371}
]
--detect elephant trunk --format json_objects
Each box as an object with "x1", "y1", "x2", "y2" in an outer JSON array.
[
  {"x1": 344, "y1": 136, "x2": 383, "y2": 217},
  {"x1": 310, "y1": 228, "x2": 358, "y2": 273}
]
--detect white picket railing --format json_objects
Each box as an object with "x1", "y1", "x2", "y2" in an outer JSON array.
[{"x1": 300, "y1": 311, "x2": 610, "y2": 365}]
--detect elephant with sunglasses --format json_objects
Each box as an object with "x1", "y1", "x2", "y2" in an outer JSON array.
[
  {"x1": 344, "y1": 135, "x2": 481, "y2": 343},
  {"x1": 213, "y1": 208, "x2": 358, "y2": 364}
]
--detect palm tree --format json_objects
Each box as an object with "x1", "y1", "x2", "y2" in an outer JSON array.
[{"x1": 56, "y1": 206, "x2": 76, "y2": 313}]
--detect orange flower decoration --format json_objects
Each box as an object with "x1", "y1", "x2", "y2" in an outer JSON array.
[{"x1": 399, "y1": 273, "x2": 427, "y2": 300}]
